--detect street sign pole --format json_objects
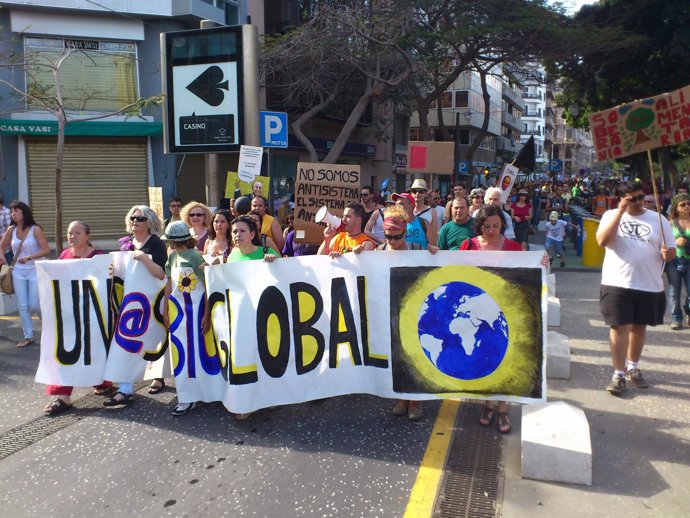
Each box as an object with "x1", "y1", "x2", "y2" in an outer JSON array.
[{"x1": 200, "y1": 19, "x2": 220, "y2": 208}]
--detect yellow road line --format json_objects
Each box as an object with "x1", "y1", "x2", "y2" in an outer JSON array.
[{"x1": 404, "y1": 399, "x2": 460, "y2": 518}]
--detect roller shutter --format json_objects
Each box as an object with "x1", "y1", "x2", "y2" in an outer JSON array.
[
  {"x1": 27, "y1": 137, "x2": 149, "y2": 241},
  {"x1": 176, "y1": 153, "x2": 239, "y2": 205}
]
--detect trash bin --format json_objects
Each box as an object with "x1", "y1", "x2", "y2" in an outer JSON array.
[{"x1": 581, "y1": 217, "x2": 605, "y2": 267}]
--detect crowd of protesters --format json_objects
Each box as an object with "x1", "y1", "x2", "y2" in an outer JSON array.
[{"x1": 2, "y1": 172, "x2": 689, "y2": 429}]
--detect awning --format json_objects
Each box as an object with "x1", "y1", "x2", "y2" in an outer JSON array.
[{"x1": 0, "y1": 118, "x2": 162, "y2": 137}]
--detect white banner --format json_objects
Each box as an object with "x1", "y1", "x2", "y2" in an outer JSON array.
[
  {"x1": 206, "y1": 251, "x2": 547, "y2": 413},
  {"x1": 35, "y1": 255, "x2": 113, "y2": 386},
  {"x1": 103, "y1": 252, "x2": 168, "y2": 383}
]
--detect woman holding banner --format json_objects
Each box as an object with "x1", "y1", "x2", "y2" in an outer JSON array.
[
  {"x1": 0, "y1": 201, "x2": 50, "y2": 348},
  {"x1": 42, "y1": 220, "x2": 115, "y2": 414},
  {"x1": 106, "y1": 205, "x2": 167, "y2": 405},
  {"x1": 461, "y1": 205, "x2": 549, "y2": 433},
  {"x1": 180, "y1": 201, "x2": 212, "y2": 252},
  {"x1": 377, "y1": 205, "x2": 427, "y2": 421}
]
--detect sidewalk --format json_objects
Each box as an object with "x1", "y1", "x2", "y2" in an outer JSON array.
[{"x1": 500, "y1": 271, "x2": 690, "y2": 518}]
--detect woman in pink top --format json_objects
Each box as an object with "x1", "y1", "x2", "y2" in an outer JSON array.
[{"x1": 510, "y1": 189, "x2": 532, "y2": 251}]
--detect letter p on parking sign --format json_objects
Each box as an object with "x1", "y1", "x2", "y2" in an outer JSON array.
[{"x1": 260, "y1": 111, "x2": 288, "y2": 148}]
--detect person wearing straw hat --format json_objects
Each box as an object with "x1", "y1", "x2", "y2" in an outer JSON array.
[
  {"x1": 597, "y1": 182, "x2": 675, "y2": 395},
  {"x1": 409, "y1": 178, "x2": 438, "y2": 242}
]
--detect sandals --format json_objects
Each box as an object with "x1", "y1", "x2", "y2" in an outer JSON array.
[
  {"x1": 234, "y1": 412, "x2": 252, "y2": 421},
  {"x1": 497, "y1": 412, "x2": 511, "y2": 434},
  {"x1": 44, "y1": 398, "x2": 72, "y2": 415},
  {"x1": 103, "y1": 392, "x2": 134, "y2": 407},
  {"x1": 479, "y1": 406, "x2": 494, "y2": 426},
  {"x1": 93, "y1": 384, "x2": 117, "y2": 396},
  {"x1": 148, "y1": 379, "x2": 166, "y2": 394},
  {"x1": 17, "y1": 338, "x2": 34, "y2": 348}
]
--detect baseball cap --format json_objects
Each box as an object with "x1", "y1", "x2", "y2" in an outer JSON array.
[{"x1": 391, "y1": 192, "x2": 415, "y2": 204}]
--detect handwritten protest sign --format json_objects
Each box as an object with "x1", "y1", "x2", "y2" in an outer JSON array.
[
  {"x1": 588, "y1": 83, "x2": 690, "y2": 161},
  {"x1": 238, "y1": 145, "x2": 264, "y2": 183},
  {"x1": 406, "y1": 141, "x2": 454, "y2": 174},
  {"x1": 294, "y1": 162, "x2": 360, "y2": 243}
]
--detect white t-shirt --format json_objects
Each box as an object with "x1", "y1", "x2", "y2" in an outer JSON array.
[
  {"x1": 599, "y1": 208, "x2": 675, "y2": 292},
  {"x1": 433, "y1": 205, "x2": 445, "y2": 225},
  {"x1": 545, "y1": 220, "x2": 567, "y2": 241}
]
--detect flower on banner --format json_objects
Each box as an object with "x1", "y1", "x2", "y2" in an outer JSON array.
[{"x1": 177, "y1": 271, "x2": 198, "y2": 293}]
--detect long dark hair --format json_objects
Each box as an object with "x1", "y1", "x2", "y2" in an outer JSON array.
[
  {"x1": 208, "y1": 210, "x2": 232, "y2": 240},
  {"x1": 231, "y1": 215, "x2": 262, "y2": 246},
  {"x1": 9, "y1": 200, "x2": 38, "y2": 230}
]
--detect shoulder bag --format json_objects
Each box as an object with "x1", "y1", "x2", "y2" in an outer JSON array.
[{"x1": 0, "y1": 229, "x2": 28, "y2": 295}]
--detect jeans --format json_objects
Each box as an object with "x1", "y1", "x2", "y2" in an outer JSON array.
[
  {"x1": 544, "y1": 237, "x2": 564, "y2": 258},
  {"x1": 118, "y1": 382, "x2": 134, "y2": 395},
  {"x1": 666, "y1": 259, "x2": 690, "y2": 323},
  {"x1": 12, "y1": 269, "x2": 39, "y2": 340}
]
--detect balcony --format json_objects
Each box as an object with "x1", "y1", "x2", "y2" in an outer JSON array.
[
  {"x1": 522, "y1": 110, "x2": 542, "y2": 118},
  {"x1": 522, "y1": 93, "x2": 541, "y2": 100},
  {"x1": 501, "y1": 111, "x2": 523, "y2": 132},
  {"x1": 502, "y1": 86, "x2": 525, "y2": 110}
]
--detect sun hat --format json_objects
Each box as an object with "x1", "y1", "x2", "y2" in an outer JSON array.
[
  {"x1": 391, "y1": 192, "x2": 415, "y2": 204},
  {"x1": 549, "y1": 211, "x2": 559, "y2": 220},
  {"x1": 410, "y1": 178, "x2": 428, "y2": 191},
  {"x1": 469, "y1": 188, "x2": 485, "y2": 198},
  {"x1": 161, "y1": 220, "x2": 192, "y2": 242}
]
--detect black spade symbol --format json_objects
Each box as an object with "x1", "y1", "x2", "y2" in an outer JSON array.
[{"x1": 186, "y1": 65, "x2": 229, "y2": 107}]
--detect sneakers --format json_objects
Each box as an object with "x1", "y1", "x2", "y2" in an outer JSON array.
[
  {"x1": 671, "y1": 321, "x2": 682, "y2": 330},
  {"x1": 606, "y1": 374, "x2": 626, "y2": 395},
  {"x1": 172, "y1": 402, "x2": 197, "y2": 416},
  {"x1": 560, "y1": 259, "x2": 566, "y2": 268},
  {"x1": 625, "y1": 368, "x2": 649, "y2": 388}
]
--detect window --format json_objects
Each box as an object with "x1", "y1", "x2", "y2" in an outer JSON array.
[
  {"x1": 441, "y1": 92, "x2": 452, "y2": 109},
  {"x1": 25, "y1": 36, "x2": 138, "y2": 112},
  {"x1": 454, "y1": 90, "x2": 469, "y2": 108},
  {"x1": 409, "y1": 128, "x2": 422, "y2": 141}
]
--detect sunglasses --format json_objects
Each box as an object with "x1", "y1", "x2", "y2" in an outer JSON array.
[
  {"x1": 678, "y1": 202, "x2": 690, "y2": 207},
  {"x1": 385, "y1": 233, "x2": 406, "y2": 241},
  {"x1": 189, "y1": 212, "x2": 205, "y2": 218},
  {"x1": 130, "y1": 216, "x2": 147, "y2": 222},
  {"x1": 628, "y1": 194, "x2": 645, "y2": 202},
  {"x1": 411, "y1": 189, "x2": 427, "y2": 194}
]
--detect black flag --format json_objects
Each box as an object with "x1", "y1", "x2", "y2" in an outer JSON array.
[{"x1": 512, "y1": 135, "x2": 535, "y2": 170}]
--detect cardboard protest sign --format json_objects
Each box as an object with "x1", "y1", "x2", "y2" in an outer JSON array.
[
  {"x1": 294, "y1": 162, "x2": 360, "y2": 243},
  {"x1": 497, "y1": 163, "x2": 519, "y2": 204},
  {"x1": 224, "y1": 172, "x2": 270, "y2": 199},
  {"x1": 148, "y1": 187, "x2": 164, "y2": 223},
  {"x1": 588, "y1": 83, "x2": 690, "y2": 161},
  {"x1": 406, "y1": 141, "x2": 454, "y2": 174}
]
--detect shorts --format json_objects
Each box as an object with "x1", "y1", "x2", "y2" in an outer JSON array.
[{"x1": 599, "y1": 285, "x2": 666, "y2": 327}]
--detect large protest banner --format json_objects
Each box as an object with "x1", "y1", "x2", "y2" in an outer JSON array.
[
  {"x1": 35, "y1": 255, "x2": 114, "y2": 386},
  {"x1": 104, "y1": 252, "x2": 168, "y2": 383},
  {"x1": 206, "y1": 251, "x2": 546, "y2": 413},
  {"x1": 293, "y1": 162, "x2": 360, "y2": 243},
  {"x1": 34, "y1": 252, "x2": 546, "y2": 412},
  {"x1": 588, "y1": 83, "x2": 690, "y2": 161}
]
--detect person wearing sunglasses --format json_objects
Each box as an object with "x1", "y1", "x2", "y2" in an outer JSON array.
[
  {"x1": 113, "y1": 205, "x2": 167, "y2": 401},
  {"x1": 180, "y1": 201, "x2": 212, "y2": 252},
  {"x1": 665, "y1": 194, "x2": 690, "y2": 330},
  {"x1": 377, "y1": 204, "x2": 428, "y2": 421},
  {"x1": 597, "y1": 182, "x2": 676, "y2": 395},
  {"x1": 409, "y1": 178, "x2": 438, "y2": 243}
]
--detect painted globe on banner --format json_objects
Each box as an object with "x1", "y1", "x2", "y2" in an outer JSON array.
[{"x1": 417, "y1": 281, "x2": 508, "y2": 380}]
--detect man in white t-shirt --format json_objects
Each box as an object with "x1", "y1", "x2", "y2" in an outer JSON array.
[
  {"x1": 597, "y1": 183, "x2": 675, "y2": 395},
  {"x1": 544, "y1": 210, "x2": 573, "y2": 267}
]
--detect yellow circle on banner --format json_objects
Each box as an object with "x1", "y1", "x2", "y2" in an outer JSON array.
[{"x1": 397, "y1": 265, "x2": 539, "y2": 396}]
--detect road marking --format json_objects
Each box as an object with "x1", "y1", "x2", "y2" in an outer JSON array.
[{"x1": 404, "y1": 399, "x2": 460, "y2": 518}]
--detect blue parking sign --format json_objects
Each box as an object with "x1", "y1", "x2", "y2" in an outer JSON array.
[
  {"x1": 260, "y1": 111, "x2": 288, "y2": 148},
  {"x1": 458, "y1": 160, "x2": 469, "y2": 174},
  {"x1": 549, "y1": 159, "x2": 562, "y2": 172}
]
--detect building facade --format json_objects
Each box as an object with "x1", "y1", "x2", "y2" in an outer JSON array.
[{"x1": 0, "y1": 0, "x2": 238, "y2": 241}]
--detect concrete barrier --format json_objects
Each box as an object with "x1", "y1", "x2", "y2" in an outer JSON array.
[
  {"x1": 547, "y1": 296, "x2": 560, "y2": 327},
  {"x1": 547, "y1": 273, "x2": 556, "y2": 298},
  {"x1": 546, "y1": 331, "x2": 570, "y2": 379},
  {"x1": 521, "y1": 401, "x2": 592, "y2": 485},
  {"x1": 0, "y1": 293, "x2": 17, "y2": 315}
]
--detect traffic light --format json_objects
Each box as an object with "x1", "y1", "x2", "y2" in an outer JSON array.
[{"x1": 484, "y1": 168, "x2": 489, "y2": 176}]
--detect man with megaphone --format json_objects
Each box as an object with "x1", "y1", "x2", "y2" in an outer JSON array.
[{"x1": 317, "y1": 202, "x2": 376, "y2": 257}]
